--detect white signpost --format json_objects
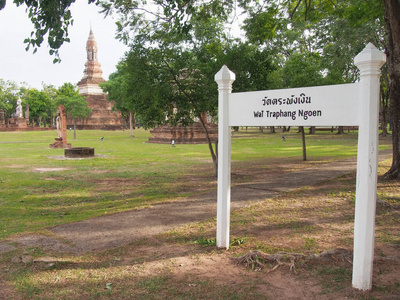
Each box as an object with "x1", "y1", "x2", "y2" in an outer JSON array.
[{"x1": 215, "y1": 43, "x2": 386, "y2": 291}]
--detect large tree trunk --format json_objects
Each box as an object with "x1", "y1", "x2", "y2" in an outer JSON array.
[{"x1": 382, "y1": 0, "x2": 400, "y2": 179}]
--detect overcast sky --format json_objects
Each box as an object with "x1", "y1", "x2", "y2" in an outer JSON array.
[{"x1": 0, "y1": 2, "x2": 129, "y2": 90}]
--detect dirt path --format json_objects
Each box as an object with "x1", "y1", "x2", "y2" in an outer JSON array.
[{"x1": 3, "y1": 149, "x2": 392, "y2": 254}]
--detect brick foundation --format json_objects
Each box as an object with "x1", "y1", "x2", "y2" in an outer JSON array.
[{"x1": 148, "y1": 123, "x2": 218, "y2": 144}]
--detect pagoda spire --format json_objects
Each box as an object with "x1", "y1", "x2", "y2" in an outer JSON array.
[{"x1": 77, "y1": 27, "x2": 105, "y2": 95}]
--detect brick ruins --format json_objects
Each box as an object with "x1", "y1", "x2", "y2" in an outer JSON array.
[
  {"x1": 70, "y1": 27, "x2": 126, "y2": 130},
  {"x1": 148, "y1": 113, "x2": 218, "y2": 144}
]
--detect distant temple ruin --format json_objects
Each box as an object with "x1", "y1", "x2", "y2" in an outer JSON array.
[
  {"x1": 68, "y1": 27, "x2": 126, "y2": 130},
  {"x1": 148, "y1": 112, "x2": 218, "y2": 144}
]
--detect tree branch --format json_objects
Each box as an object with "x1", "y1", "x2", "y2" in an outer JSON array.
[{"x1": 289, "y1": 0, "x2": 302, "y2": 20}]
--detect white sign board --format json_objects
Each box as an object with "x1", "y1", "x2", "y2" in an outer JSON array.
[
  {"x1": 230, "y1": 83, "x2": 359, "y2": 127},
  {"x1": 215, "y1": 43, "x2": 386, "y2": 291}
]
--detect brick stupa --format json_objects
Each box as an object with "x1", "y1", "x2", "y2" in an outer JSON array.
[{"x1": 68, "y1": 27, "x2": 126, "y2": 130}]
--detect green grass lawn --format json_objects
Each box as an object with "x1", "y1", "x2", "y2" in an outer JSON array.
[{"x1": 0, "y1": 127, "x2": 392, "y2": 239}]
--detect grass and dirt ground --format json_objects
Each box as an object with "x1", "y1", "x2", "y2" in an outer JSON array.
[{"x1": 0, "y1": 128, "x2": 399, "y2": 299}]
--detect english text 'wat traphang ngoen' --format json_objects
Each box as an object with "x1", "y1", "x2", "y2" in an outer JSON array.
[{"x1": 69, "y1": 27, "x2": 126, "y2": 130}]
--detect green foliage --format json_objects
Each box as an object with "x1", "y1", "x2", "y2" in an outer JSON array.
[
  {"x1": 104, "y1": 30, "x2": 276, "y2": 130},
  {"x1": 243, "y1": 4, "x2": 281, "y2": 44},
  {"x1": 217, "y1": 43, "x2": 276, "y2": 92},
  {"x1": 230, "y1": 237, "x2": 247, "y2": 246},
  {"x1": 98, "y1": 0, "x2": 232, "y2": 44},
  {"x1": 41, "y1": 83, "x2": 57, "y2": 112},
  {"x1": 274, "y1": 52, "x2": 326, "y2": 89},
  {"x1": 315, "y1": 0, "x2": 384, "y2": 83},
  {"x1": 0, "y1": 79, "x2": 19, "y2": 118},
  {"x1": 57, "y1": 82, "x2": 78, "y2": 98},
  {"x1": 56, "y1": 83, "x2": 91, "y2": 120},
  {"x1": 24, "y1": 88, "x2": 52, "y2": 125},
  {"x1": 195, "y1": 237, "x2": 216, "y2": 247},
  {"x1": 244, "y1": 0, "x2": 385, "y2": 87},
  {"x1": 100, "y1": 69, "x2": 133, "y2": 120},
  {"x1": 1, "y1": 81, "x2": 58, "y2": 124},
  {"x1": 102, "y1": 47, "x2": 168, "y2": 129},
  {"x1": 103, "y1": 16, "x2": 229, "y2": 129}
]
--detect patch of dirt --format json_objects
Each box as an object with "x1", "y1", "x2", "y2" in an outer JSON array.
[
  {"x1": 4, "y1": 165, "x2": 26, "y2": 169},
  {"x1": 12, "y1": 234, "x2": 77, "y2": 253},
  {"x1": 48, "y1": 155, "x2": 108, "y2": 160},
  {"x1": 0, "y1": 242, "x2": 16, "y2": 253},
  {"x1": 0, "y1": 280, "x2": 22, "y2": 300},
  {"x1": 34, "y1": 167, "x2": 69, "y2": 172}
]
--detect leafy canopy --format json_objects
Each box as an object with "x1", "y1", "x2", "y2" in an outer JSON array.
[
  {"x1": 0, "y1": 80, "x2": 20, "y2": 117},
  {"x1": 56, "y1": 83, "x2": 91, "y2": 120}
]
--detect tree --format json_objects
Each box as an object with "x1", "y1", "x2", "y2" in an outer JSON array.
[
  {"x1": 121, "y1": 41, "x2": 221, "y2": 175},
  {"x1": 276, "y1": 52, "x2": 328, "y2": 159},
  {"x1": 0, "y1": 80, "x2": 19, "y2": 120},
  {"x1": 100, "y1": 64, "x2": 137, "y2": 138},
  {"x1": 273, "y1": 52, "x2": 326, "y2": 89},
  {"x1": 95, "y1": 3, "x2": 231, "y2": 176},
  {"x1": 283, "y1": 0, "x2": 400, "y2": 178},
  {"x1": 56, "y1": 83, "x2": 91, "y2": 139},
  {"x1": 42, "y1": 84, "x2": 57, "y2": 109},
  {"x1": 41, "y1": 83, "x2": 58, "y2": 126},
  {"x1": 24, "y1": 88, "x2": 51, "y2": 126},
  {"x1": 104, "y1": 34, "x2": 276, "y2": 176},
  {"x1": 242, "y1": 0, "x2": 394, "y2": 160},
  {"x1": 381, "y1": 0, "x2": 400, "y2": 178},
  {"x1": 216, "y1": 43, "x2": 276, "y2": 93}
]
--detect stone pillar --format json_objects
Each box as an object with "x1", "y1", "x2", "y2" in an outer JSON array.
[
  {"x1": 25, "y1": 104, "x2": 29, "y2": 120},
  {"x1": 50, "y1": 105, "x2": 71, "y2": 148},
  {"x1": 59, "y1": 105, "x2": 68, "y2": 144}
]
